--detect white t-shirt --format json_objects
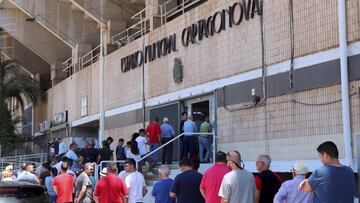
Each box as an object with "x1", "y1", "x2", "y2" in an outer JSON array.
[
  {"x1": 118, "y1": 170, "x2": 130, "y2": 180},
  {"x1": 125, "y1": 171, "x2": 146, "y2": 203},
  {"x1": 218, "y1": 169, "x2": 255, "y2": 203},
  {"x1": 135, "y1": 136, "x2": 148, "y2": 155},
  {"x1": 126, "y1": 150, "x2": 141, "y2": 161}
]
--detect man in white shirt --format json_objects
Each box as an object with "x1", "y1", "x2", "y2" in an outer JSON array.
[
  {"x1": 124, "y1": 158, "x2": 147, "y2": 203},
  {"x1": 135, "y1": 129, "x2": 156, "y2": 173}
]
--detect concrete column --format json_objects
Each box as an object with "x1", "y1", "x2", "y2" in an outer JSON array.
[
  {"x1": 145, "y1": 0, "x2": 161, "y2": 31},
  {"x1": 51, "y1": 61, "x2": 66, "y2": 86},
  {"x1": 106, "y1": 20, "x2": 126, "y2": 53}
]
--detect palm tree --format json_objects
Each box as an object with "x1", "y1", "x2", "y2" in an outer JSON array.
[{"x1": 0, "y1": 59, "x2": 45, "y2": 152}]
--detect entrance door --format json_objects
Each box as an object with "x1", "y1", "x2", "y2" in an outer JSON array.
[{"x1": 149, "y1": 102, "x2": 181, "y2": 162}]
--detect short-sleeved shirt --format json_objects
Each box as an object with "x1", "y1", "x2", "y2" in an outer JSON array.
[
  {"x1": 170, "y1": 170, "x2": 205, "y2": 203},
  {"x1": 183, "y1": 120, "x2": 197, "y2": 136},
  {"x1": 135, "y1": 136, "x2": 148, "y2": 155},
  {"x1": 17, "y1": 172, "x2": 39, "y2": 184},
  {"x1": 65, "y1": 150, "x2": 80, "y2": 172},
  {"x1": 160, "y1": 123, "x2": 175, "y2": 138},
  {"x1": 94, "y1": 173, "x2": 128, "y2": 203},
  {"x1": 200, "y1": 163, "x2": 231, "y2": 203},
  {"x1": 99, "y1": 147, "x2": 113, "y2": 161},
  {"x1": 274, "y1": 175, "x2": 313, "y2": 203},
  {"x1": 45, "y1": 176, "x2": 55, "y2": 196},
  {"x1": 53, "y1": 173, "x2": 75, "y2": 203},
  {"x1": 75, "y1": 172, "x2": 93, "y2": 203},
  {"x1": 116, "y1": 146, "x2": 126, "y2": 160},
  {"x1": 308, "y1": 165, "x2": 355, "y2": 203},
  {"x1": 152, "y1": 178, "x2": 176, "y2": 203},
  {"x1": 125, "y1": 171, "x2": 146, "y2": 203},
  {"x1": 218, "y1": 169, "x2": 256, "y2": 203},
  {"x1": 200, "y1": 121, "x2": 212, "y2": 137},
  {"x1": 146, "y1": 123, "x2": 161, "y2": 144},
  {"x1": 81, "y1": 148, "x2": 99, "y2": 163}
]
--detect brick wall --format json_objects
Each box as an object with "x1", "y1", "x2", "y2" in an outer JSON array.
[
  {"x1": 217, "y1": 81, "x2": 360, "y2": 161},
  {"x1": 44, "y1": 0, "x2": 360, "y2": 125}
]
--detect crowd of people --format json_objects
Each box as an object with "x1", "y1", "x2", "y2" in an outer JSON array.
[{"x1": 0, "y1": 115, "x2": 356, "y2": 203}]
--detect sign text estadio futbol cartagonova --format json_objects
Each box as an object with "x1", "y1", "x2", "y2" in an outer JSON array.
[{"x1": 120, "y1": 0, "x2": 262, "y2": 73}]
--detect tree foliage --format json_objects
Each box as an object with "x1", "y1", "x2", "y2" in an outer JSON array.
[{"x1": 0, "y1": 59, "x2": 45, "y2": 152}]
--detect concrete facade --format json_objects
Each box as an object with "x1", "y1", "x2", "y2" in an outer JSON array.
[{"x1": 2, "y1": 0, "x2": 360, "y2": 171}]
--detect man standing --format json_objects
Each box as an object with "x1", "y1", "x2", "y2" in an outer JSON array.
[
  {"x1": 198, "y1": 115, "x2": 212, "y2": 163},
  {"x1": 53, "y1": 162, "x2": 75, "y2": 203},
  {"x1": 136, "y1": 129, "x2": 156, "y2": 173},
  {"x1": 17, "y1": 163, "x2": 39, "y2": 184},
  {"x1": 65, "y1": 143, "x2": 80, "y2": 173},
  {"x1": 97, "y1": 141, "x2": 113, "y2": 168},
  {"x1": 170, "y1": 158, "x2": 204, "y2": 203},
  {"x1": 146, "y1": 117, "x2": 161, "y2": 162},
  {"x1": 80, "y1": 141, "x2": 99, "y2": 164},
  {"x1": 94, "y1": 162, "x2": 128, "y2": 203},
  {"x1": 124, "y1": 158, "x2": 147, "y2": 203},
  {"x1": 274, "y1": 161, "x2": 313, "y2": 203},
  {"x1": 152, "y1": 165, "x2": 176, "y2": 203},
  {"x1": 160, "y1": 117, "x2": 176, "y2": 164},
  {"x1": 75, "y1": 163, "x2": 94, "y2": 203},
  {"x1": 182, "y1": 115, "x2": 197, "y2": 159},
  {"x1": 218, "y1": 150, "x2": 255, "y2": 203},
  {"x1": 254, "y1": 154, "x2": 282, "y2": 203},
  {"x1": 299, "y1": 141, "x2": 355, "y2": 202},
  {"x1": 116, "y1": 138, "x2": 127, "y2": 161},
  {"x1": 200, "y1": 151, "x2": 231, "y2": 203}
]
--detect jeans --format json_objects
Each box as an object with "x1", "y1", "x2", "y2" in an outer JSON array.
[
  {"x1": 182, "y1": 136, "x2": 195, "y2": 158},
  {"x1": 198, "y1": 136, "x2": 210, "y2": 162},
  {"x1": 161, "y1": 137, "x2": 173, "y2": 164},
  {"x1": 150, "y1": 144, "x2": 160, "y2": 162}
]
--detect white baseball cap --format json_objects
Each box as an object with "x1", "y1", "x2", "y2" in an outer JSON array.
[{"x1": 291, "y1": 161, "x2": 309, "y2": 175}]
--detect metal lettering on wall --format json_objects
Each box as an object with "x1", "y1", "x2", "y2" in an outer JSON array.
[{"x1": 120, "y1": 0, "x2": 262, "y2": 73}]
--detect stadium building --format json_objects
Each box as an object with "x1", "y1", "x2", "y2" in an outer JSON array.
[{"x1": 1, "y1": 0, "x2": 360, "y2": 178}]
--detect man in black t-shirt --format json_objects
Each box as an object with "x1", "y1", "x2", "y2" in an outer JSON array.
[
  {"x1": 170, "y1": 158, "x2": 204, "y2": 203},
  {"x1": 97, "y1": 141, "x2": 113, "y2": 168},
  {"x1": 80, "y1": 141, "x2": 99, "y2": 164}
]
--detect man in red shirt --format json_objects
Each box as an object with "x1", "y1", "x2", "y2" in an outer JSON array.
[
  {"x1": 146, "y1": 117, "x2": 161, "y2": 162},
  {"x1": 53, "y1": 162, "x2": 74, "y2": 203},
  {"x1": 93, "y1": 162, "x2": 128, "y2": 203},
  {"x1": 200, "y1": 151, "x2": 231, "y2": 203}
]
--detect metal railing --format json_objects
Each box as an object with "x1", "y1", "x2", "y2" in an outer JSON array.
[
  {"x1": 62, "y1": 57, "x2": 76, "y2": 77},
  {"x1": 80, "y1": 45, "x2": 100, "y2": 70},
  {"x1": 95, "y1": 160, "x2": 125, "y2": 181},
  {"x1": 159, "y1": 0, "x2": 203, "y2": 25},
  {"x1": 0, "y1": 153, "x2": 47, "y2": 171},
  {"x1": 136, "y1": 132, "x2": 214, "y2": 169},
  {"x1": 111, "y1": 5, "x2": 157, "y2": 46}
]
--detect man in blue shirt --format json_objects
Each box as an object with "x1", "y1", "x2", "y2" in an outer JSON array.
[
  {"x1": 160, "y1": 117, "x2": 176, "y2": 164},
  {"x1": 182, "y1": 115, "x2": 197, "y2": 159},
  {"x1": 299, "y1": 141, "x2": 355, "y2": 203},
  {"x1": 170, "y1": 158, "x2": 205, "y2": 203},
  {"x1": 274, "y1": 161, "x2": 313, "y2": 203},
  {"x1": 152, "y1": 165, "x2": 175, "y2": 203}
]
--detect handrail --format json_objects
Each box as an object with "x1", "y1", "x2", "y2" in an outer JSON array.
[
  {"x1": 0, "y1": 152, "x2": 47, "y2": 171},
  {"x1": 111, "y1": 5, "x2": 157, "y2": 46},
  {"x1": 136, "y1": 132, "x2": 213, "y2": 168},
  {"x1": 80, "y1": 45, "x2": 100, "y2": 70},
  {"x1": 160, "y1": 0, "x2": 202, "y2": 25}
]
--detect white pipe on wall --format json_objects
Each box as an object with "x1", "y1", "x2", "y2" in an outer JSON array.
[
  {"x1": 338, "y1": 0, "x2": 353, "y2": 167},
  {"x1": 99, "y1": 25, "x2": 105, "y2": 147}
]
